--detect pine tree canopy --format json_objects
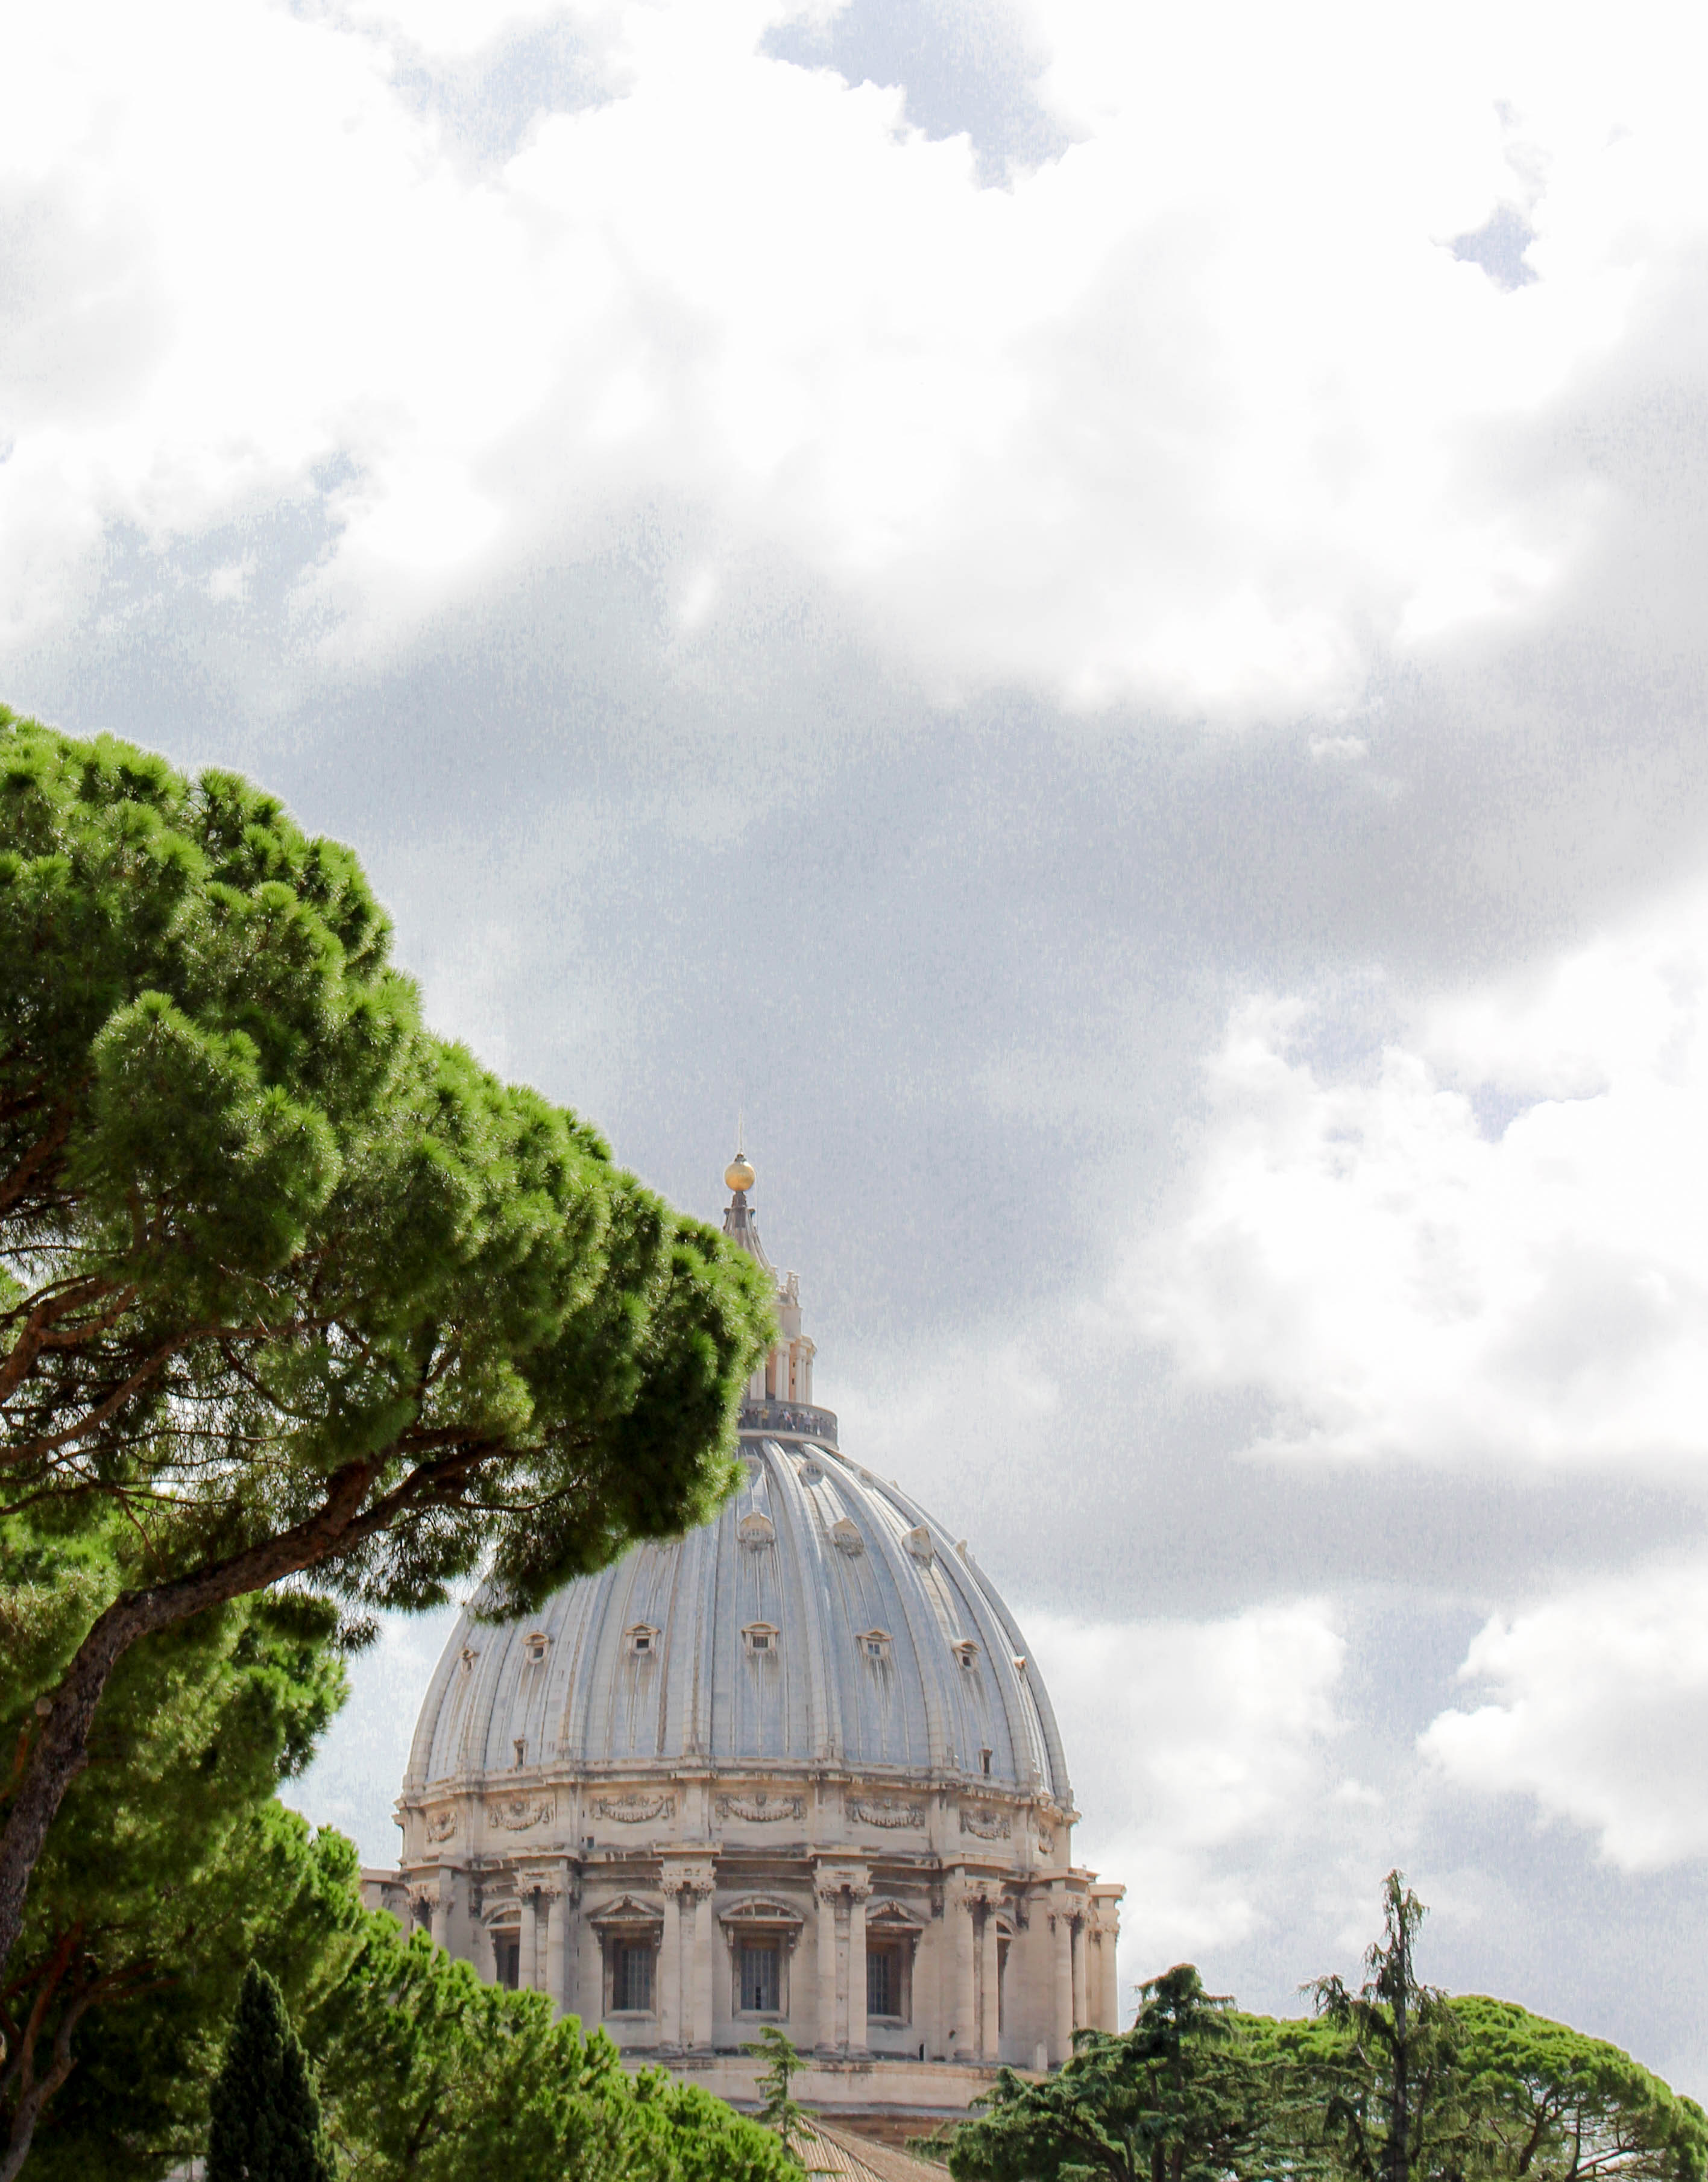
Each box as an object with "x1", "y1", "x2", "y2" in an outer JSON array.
[
  {"x1": 0, "y1": 1533, "x2": 354, "y2": 2180},
  {"x1": 945, "y1": 1910, "x2": 1708, "y2": 2182},
  {"x1": 0, "y1": 707, "x2": 774, "y2": 1976},
  {"x1": 1449, "y1": 1997, "x2": 1708, "y2": 2182},
  {"x1": 207, "y1": 1963, "x2": 333, "y2": 2182},
  {"x1": 948, "y1": 1964, "x2": 1279, "y2": 2182}
]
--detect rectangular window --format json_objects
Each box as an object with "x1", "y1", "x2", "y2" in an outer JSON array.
[
  {"x1": 738, "y1": 1941, "x2": 781, "y2": 2013},
  {"x1": 496, "y1": 1935, "x2": 520, "y2": 1990},
  {"x1": 611, "y1": 1938, "x2": 655, "y2": 2012},
  {"x1": 867, "y1": 1943, "x2": 906, "y2": 2020}
]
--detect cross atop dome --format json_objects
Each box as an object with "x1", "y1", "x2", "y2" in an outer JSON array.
[{"x1": 722, "y1": 1143, "x2": 772, "y2": 1270}]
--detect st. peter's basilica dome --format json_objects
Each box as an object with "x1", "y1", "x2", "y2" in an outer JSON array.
[{"x1": 383, "y1": 1158, "x2": 1123, "y2": 2118}]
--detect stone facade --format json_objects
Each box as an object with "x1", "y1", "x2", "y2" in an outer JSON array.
[{"x1": 374, "y1": 1159, "x2": 1123, "y2": 2115}]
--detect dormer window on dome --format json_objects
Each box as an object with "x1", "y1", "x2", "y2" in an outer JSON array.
[
  {"x1": 953, "y1": 1639, "x2": 980, "y2": 1668},
  {"x1": 524, "y1": 1632, "x2": 549, "y2": 1664},
  {"x1": 904, "y1": 1525, "x2": 933, "y2": 1563},
  {"x1": 830, "y1": 1516, "x2": 864, "y2": 1556},
  {"x1": 742, "y1": 1621, "x2": 780, "y2": 1656},
  {"x1": 739, "y1": 1511, "x2": 775, "y2": 1548},
  {"x1": 626, "y1": 1624, "x2": 660, "y2": 1658},
  {"x1": 859, "y1": 1628, "x2": 893, "y2": 1663}
]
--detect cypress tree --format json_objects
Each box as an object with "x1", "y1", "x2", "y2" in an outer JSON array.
[{"x1": 207, "y1": 1962, "x2": 334, "y2": 2182}]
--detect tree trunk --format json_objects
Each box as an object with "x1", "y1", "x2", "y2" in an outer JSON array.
[
  {"x1": 1385, "y1": 1906, "x2": 1412, "y2": 2182},
  {"x1": 0, "y1": 1965, "x2": 96, "y2": 2182}
]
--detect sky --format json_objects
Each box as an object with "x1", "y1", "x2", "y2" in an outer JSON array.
[{"x1": 8, "y1": 0, "x2": 1708, "y2": 2095}]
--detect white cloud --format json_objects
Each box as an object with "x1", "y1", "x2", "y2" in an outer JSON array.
[
  {"x1": 1422, "y1": 1557, "x2": 1708, "y2": 1871},
  {"x1": 4, "y1": 0, "x2": 1708, "y2": 711},
  {"x1": 1129, "y1": 875, "x2": 1708, "y2": 1475},
  {"x1": 1026, "y1": 1599, "x2": 1355, "y2": 1969}
]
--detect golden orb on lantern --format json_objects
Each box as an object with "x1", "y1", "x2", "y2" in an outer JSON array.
[{"x1": 725, "y1": 1152, "x2": 755, "y2": 1193}]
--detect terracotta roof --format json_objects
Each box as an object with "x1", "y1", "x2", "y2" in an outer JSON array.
[{"x1": 798, "y1": 2119, "x2": 949, "y2": 2182}]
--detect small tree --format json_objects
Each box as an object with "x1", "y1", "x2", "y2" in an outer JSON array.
[
  {"x1": 747, "y1": 2025, "x2": 808, "y2": 2164},
  {"x1": 1308, "y1": 1871, "x2": 1463, "y2": 2182},
  {"x1": 207, "y1": 1963, "x2": 333, "y2": 2182},
  {"x1": 949, "y1": 1964, "x2": 1273, "y2": 2182}
]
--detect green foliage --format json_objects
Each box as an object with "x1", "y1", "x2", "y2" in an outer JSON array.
[
  {"x1": 0, "y1": 702, "x2": 772, "y2": 1610},
  {"x1": 746, "y1": 2023, "x2": 808, "y2": 2162},
  {"x1": 0, "y1": 704, "x2": 773, "y2": 1975},
  {"x1": 949, "y1": 1964, "x2": 1284, "y2": 2182},
  {"x1": 1, "y1": 1515, "x2": 361, "y2": 2177},
  {"x1": 207, "y1": 1963, "x2": 334, "y2": 2182},
  {"x1": 1298, "y1": 1877, "x2": 1708, "y2": 2182},
  {"x1": 294, "y1": 1918, "x2": 798, "y2": 2182},
  {"x1": 946, "y1": 1879, "x2": 1708, "y2": 2182},
  {"x1": 1452, "y1": 1996, "x2": 1708, "y2": 2182},
  {"x1": 0, "y1": 1533, "x2": 792, "y2": 2179}
]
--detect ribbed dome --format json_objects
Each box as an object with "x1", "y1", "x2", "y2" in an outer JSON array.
[
  {"x1": 385, "y1": 1162, "x2": 1123, "y2": 2099},
  {"x1": 407, "y1": 1433, "x2": 1070, "y2": 1802}
]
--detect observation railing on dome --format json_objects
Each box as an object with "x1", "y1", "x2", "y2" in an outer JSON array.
[{"x1": 738, "y1": 1397, "x2": 839, "y2": 1446}]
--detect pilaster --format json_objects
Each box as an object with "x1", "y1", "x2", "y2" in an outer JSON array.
[
  {"x1": 980, "y1": 1896, "x2": 1001, "y2": 2061},
  {"x1": 953, "y1": 1881, "x2": 978, "y2": 2060},
  {"x1": 534, "y1": 1865, "x2": 572, "y2": 2014},
  {"x1": 815, "y1": 1879, "x2": 840, "y2": 2051},
  {"x1": 846, "y1": 1881, "x2": 871, "y2": 2055},
  {"x1": 1050, "y1": 1898, "x2": 1073, "y2": 2065}
]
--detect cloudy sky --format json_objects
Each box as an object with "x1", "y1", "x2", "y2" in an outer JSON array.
[{"x1": 11, "y1": 0, "x2": 1708, "y2": 2093}]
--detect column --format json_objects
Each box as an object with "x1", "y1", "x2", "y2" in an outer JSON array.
[
  {"x1": 473, "y1": 1913, "x2": 496, "y2": 1984},
  {"x1": 816, "y1": 1883, "x2": 840, "y2": 2051},
  {"x1": 692, "y1": 1883, "x2": 716, "y2": 2049},
  {"x1": 543, "y1": 1882, "x2": 568, "y2": 2014},
  {"x1": 847, "y1": 1884, "x2": 869, "y2": 2055},
  {"x1": 430, "y1": 1877, "x2": 450, "y2": 1954},
  {"x1": 980, "y1": 1900, "x2": 1001, "y2": 2061},
  {"x1": 1051, "y1": 1906, "x2": 1073, "y2": 2065},
  {"x1": 1071, "y1": 1914, "x2": 1088, "y2": 2032},
  {"x1": 953, "y1": 1885, "x2": 977, "y2": 2060},
  {"x1": 518, "y1": 1889, "x2": 538, "y2": 1991},
  {"x1": 1100, "y1": 1923, "x2": 1121, "y2": 2031}
]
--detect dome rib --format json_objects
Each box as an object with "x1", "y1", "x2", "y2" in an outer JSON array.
[{"x1": 775, "y1": 1448, "x2": 839, "y2": 1762}]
